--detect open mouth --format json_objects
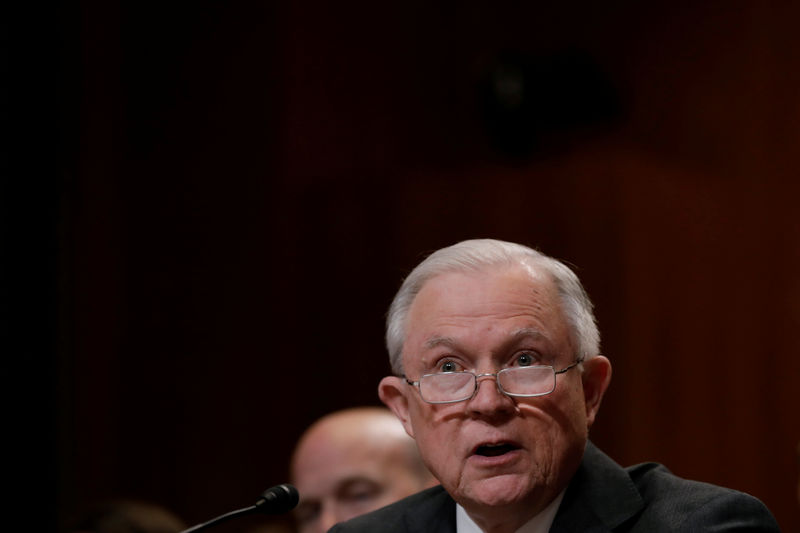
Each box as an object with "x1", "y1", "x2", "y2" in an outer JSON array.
[{"x1": 474, "y1": 443, "x2": 518, "y2": 457}]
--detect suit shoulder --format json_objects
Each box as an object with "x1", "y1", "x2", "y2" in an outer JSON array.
[{"x1": 625, "y1": 462, "x2": 780, "y2": 531}]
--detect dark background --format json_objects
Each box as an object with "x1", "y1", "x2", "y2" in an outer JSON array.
[{"x1": 13, "y1": 1, "x2": 800, "y2": 531}]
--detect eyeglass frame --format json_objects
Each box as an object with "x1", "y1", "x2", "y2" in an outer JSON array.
[{"x1": 402, "y1": 356, "x2": 586, "y2": 404}]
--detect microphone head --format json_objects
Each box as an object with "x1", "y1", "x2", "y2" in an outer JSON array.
[{"x1": 255, "y1": 484, "x2": 299, "y2": 515}]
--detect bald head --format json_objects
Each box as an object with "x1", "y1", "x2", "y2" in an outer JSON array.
[{"x1": 290, "y1": 407, "x2": 435, "y2": 533}]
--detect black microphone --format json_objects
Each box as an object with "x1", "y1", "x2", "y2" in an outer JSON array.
[
  {"x1": 254, "y1": 484, "x2": 300, "y2": 513},
  {"x1": 180, "y1": 484, "x2": 299, "y2": 533}
]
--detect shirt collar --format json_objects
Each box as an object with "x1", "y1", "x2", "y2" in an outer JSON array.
[{"x1": 455, "y1": 490, "x2": 566, "y2": 533}]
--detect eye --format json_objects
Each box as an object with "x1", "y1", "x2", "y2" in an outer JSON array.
[
  {"x1": 341, "y1": 480, "x2": 381, "y2": 502},
  {"x1": 439, "y1": 360, "x2": 460, "y2": 373},
  {"x1": 515, "y1": 352, "x2": 536, "y2": 367}
]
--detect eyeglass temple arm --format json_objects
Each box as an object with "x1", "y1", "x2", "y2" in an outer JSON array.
[{"x1": 554, "y1": 356, "x2": 585, "y2": 375}]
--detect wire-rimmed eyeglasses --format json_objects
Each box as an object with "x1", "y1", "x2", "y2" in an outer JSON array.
[{"x1": 403, "y1": 357, "x2": 584, "y2": 404}]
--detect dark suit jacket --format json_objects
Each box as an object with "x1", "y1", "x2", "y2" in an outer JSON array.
[{"x1": 329, "y1": 442, "x2": 780, "y2": 532}]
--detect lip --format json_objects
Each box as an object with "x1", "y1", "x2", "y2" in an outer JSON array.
[
  {"x1": 468, "y1": 440, "x2": 523, "y2": 467},
  {"x1": 470, "y1": 439, "x2": 522, "y2": 454},
  {"x1": 468, "y1": 447, "x2": 522, "y2": 467}
]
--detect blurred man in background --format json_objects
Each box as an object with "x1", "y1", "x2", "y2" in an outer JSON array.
[{"x1": 290, "y1": 407, "x2": 436, "y2": 533}]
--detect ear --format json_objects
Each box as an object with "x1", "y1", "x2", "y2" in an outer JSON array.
[
  {"x1": 379, "y1": 376, "x2": 415, "y2": 438},
  {"x1": 581, "y1": 355, "x2": 612, "y2": 428}
]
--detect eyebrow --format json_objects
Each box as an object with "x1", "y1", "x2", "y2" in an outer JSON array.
[
  {"x1": 423, "y1": 336, "x2": 459, "y2": 350},
  {"x1": 508, "y1": 327, "x2": 547, "y2": 342}
]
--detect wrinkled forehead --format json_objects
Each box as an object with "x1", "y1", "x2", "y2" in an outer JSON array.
[{"x1": 402, "y1": 265, "x2": 567, "y2": 351}]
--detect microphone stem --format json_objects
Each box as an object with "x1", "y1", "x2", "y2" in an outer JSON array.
[{"x1": 180, "y1": 505, "x2": 257, "y2": 533}]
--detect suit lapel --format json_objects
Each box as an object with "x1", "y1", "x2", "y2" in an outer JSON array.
[
  {"x1": 402, "y1": 485, "x2": 457, "y2": 533},
  {"x1": 550, "y1": 442, "x2": 644, "y2": 532}
]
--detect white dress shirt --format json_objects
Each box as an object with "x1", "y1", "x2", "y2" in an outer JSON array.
[{"x1": 455, "y1": 490, "x2": 566, "y2": 533}]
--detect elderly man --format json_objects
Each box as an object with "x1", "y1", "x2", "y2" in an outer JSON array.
[
  {"x1": 331, "y1": 239, "x2": 779, "y2": 532},
  {"x1": 290, "y1": 407, "x2": 436, "y2": 533}
]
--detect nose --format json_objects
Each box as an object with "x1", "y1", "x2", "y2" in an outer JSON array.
[{"x1": 468, "y1": 373, "x2": 515, "y2": 415}]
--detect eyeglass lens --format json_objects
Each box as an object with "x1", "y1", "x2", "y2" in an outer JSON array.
[{"x1": 419, "y1": 366, "x2": 556, "y2": 403}]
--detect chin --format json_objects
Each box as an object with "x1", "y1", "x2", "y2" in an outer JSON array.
[{"x1": 462, "y1": 474, "x2": 533, "y2": 508}]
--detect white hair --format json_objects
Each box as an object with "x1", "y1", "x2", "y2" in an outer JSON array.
[{"x1": 385, "y1": 239, "x2": 600, "y2": 375}]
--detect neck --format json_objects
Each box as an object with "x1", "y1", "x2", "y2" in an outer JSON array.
[
  {"x1": 470, "y1": 513, "x2": 530, "y2": 533},
  {"x1": 459, "y1": 488, "x2": 566, "y2": 533}
]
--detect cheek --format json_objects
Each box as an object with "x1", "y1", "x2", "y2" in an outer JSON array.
[
  {"x1": 412, "y1": 421, "x2": 446, "y2": 464},
  {"x1": 521, "y1": 389, "x2": 587, "y2": 442},
  {"x1": 547, "y1": 386, "x2": 591, "y2": 441},
  {"x1": 407, "y1": 397, "x2": 448, "y2": 439},
  {"x1": 408, "y1": 408, "x2": 461, "y2": 476}
]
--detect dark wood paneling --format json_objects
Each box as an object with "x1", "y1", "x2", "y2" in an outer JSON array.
[{"x1": 57, "y1": 2, "x2": 800, "y2": 531}]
